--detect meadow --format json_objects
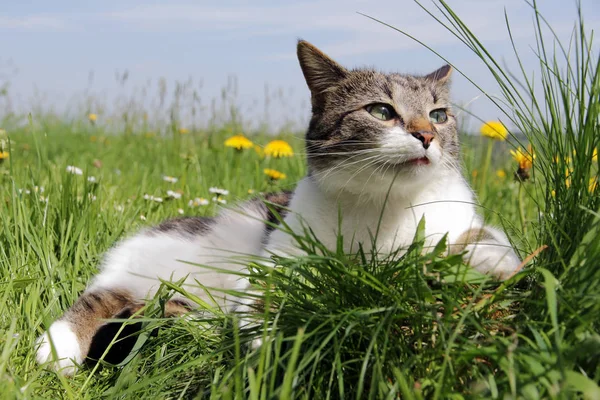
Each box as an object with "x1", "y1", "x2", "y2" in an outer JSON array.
[{"x1": 1, "y1": 3, "x2": 599, "y2": 399}]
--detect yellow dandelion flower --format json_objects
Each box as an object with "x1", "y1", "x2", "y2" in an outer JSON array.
[
  {"x1": 471, "y1": 169, "x2": 478, "y2": 178},
  {"x1": 88, "y1": 113, "x2": 97, "y2": 123},
  {"x1": 90, "y1": 135, "x2": 97, "y2": 142},
  {"x1": 553, "y1": 155, "x2": 571, "y2": 164},
  {"x1": 589, "y1": 177, "x2": 597, "y2": 193},
  {"x1": 563, "y1": 167, "x2": 574, "y2": 188},
  {"x1": 510, "y1": 146, "x2": 534, "y2": 170},
  {"x1": 480, "y1": 121, "x2": 508, "y2": 141},
  {"x1": 178, "y1": 127, "x2": 189, "y2": 135},
  {"x1": 0, "y1": 151, "x2": 9, "y2": 162},
  {"x1": 264, "y1": 140, "x2": 293, "y2": 158},
  {"x1": 496, "y1": 169, "x2": 506, "y2": 179},
  {"x1": 264, "y1": 168, "x2": 286, "y2": 180},
  {"x1": 224, "y1": 134, "x2": 254, "y2": 150}
]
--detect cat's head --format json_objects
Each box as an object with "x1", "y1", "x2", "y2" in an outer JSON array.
[{"x1": 297, "y1": 40, "x2": 460, "y2": 200}]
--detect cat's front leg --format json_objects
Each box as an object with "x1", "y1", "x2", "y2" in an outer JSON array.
[{"x1": 450, "y1": 226, "x2": 521, "y2": 280}]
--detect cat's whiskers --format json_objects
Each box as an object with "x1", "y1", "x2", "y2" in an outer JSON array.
[
  {"x1": 305, "y1": 148, "x2": 381, "y2": 158},
  {"x1": 333, "y1": 154, "x2": 390, "y2": 204},
  {"x1": 304, "y1": 139, "x2": 380, "y2": 150},
  {"x1": 354, "y1": 158, "x2": 394, "y2": 206},
  {"x1": 305, "y1": 141, "x2": 380, "y2": 154},
  {"x1": 440, "y1": 157, "x2": 462, "y2": 177},
  {"x1": 316, "y1": 158, "x2": 384, "y2": 193},
  {"x1": 310, "y1": 152, "x2": 383, "y2": 183}
]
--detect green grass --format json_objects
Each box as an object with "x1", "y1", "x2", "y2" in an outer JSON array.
[{"x1": 1, "y1": 2, "x2": 599, "y2": 398}]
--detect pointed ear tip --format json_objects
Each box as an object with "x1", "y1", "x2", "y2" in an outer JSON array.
[
  {"x1": 426, "y1": 64, "x2": 453, "y2": 82},
  {"x1": 438, "y1": 64, "x2": 452, "y2": 76},
  {"x1": 297, "y1": 39, "x2": 312, "y2": 51}
]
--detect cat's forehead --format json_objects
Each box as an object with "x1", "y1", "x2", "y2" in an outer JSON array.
[{"x1": 340, "y1": 68, "x2": 445, "y2": 103}]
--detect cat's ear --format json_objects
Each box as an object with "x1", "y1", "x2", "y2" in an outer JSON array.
[
  {"x1": 425, "y1": 64, "x2": 452, "y2": 84},
  {"x1": 297, "y1": 40, "x2": 348, "y2": 96}
]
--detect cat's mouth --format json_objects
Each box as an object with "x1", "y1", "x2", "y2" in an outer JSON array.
[
  {"x1": 395, "y1": 156, "x2": 430, "y2": 167},
  {"x1": 408, "y1": 157, "x2": 430, "y2": 166},
  {"x1": 372, "y1": 156, "x2": 431, "y2": 171}
]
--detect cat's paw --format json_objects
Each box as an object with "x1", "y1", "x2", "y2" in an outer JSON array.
[
  {"x1": 463, "y1": 242, "x2": 521, "y2": 280},
  {"x1": 36, "y1": 320, "x2": 83, "y2": 376}
]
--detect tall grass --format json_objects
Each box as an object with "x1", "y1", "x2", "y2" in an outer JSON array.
[
  {"x1": 0, "y1": 1, "x2": 598, "y2": 398},
  {"x1": 407, "y1": 1, "x2": 600, "y2": 395}
]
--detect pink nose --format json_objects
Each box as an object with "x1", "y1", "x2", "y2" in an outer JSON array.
[{"x1": 411, "y1": 131, "x2": 434, "y2": 149}]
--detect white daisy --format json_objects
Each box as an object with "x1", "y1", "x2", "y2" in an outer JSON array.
[
  {"x1": 143, "y1": 194, "x2": 163, "y2": 203},
  {"x1": 140, "y1": 215, "x2": 147, "y2": 221},
  {"x1": 166, "y1": 190, "x2": 182, "y2": 199},
  {"x1": 209, "y1": 187, "x2": 229, "y2": 196},
  {"x1": 188, "y1": 197, "x2": 209, "y2": 207},
  {"x1": 177, "y1": 208, "x2": 184, "y2": 215},
  {"x1": 87, "y1": 176, "x2": 97, "y2": 183},
  {"x1": 212, "y1": 196, "x2": 227, "y2": 204},
  {"x1": 115, "y1": 205, "x2": 124, "y2": 212},
  {"x1": 163, "y1": 175, "x2": 178, "y2": 183},
  {"x1": 66, "y1": 165, "x2": 83, "y2": 175}
]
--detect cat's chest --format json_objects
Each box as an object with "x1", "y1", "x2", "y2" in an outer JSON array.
[{"x1": 267, "y1": 176, "x2": 477, "y2": 256}]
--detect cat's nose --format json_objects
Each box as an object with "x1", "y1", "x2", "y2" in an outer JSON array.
[{"x1": 410, "y1": 131, "x2": 434, "y2": 149}]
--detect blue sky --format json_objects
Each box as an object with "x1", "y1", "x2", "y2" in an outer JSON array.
[{"x1": 1, "y1": 0, "x2": 599, "y2": 131}]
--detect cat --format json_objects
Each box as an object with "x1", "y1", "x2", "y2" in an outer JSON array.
[{"x1": 36, "y1": 40, "x2": 521, "y2": 376}]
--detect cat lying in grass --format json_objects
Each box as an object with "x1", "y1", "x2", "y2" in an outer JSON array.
[{"x1": 36, "y1": 40, "x2": 521, "y2": 376}]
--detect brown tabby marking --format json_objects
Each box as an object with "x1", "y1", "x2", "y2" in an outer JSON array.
[
  {"x1": 151, "y1": 217, "x2": 215, "y2": 236},
  {"x1": 449, "y1": 228, "x2": 497, "y2": 254},
  {"x1": 61, "y1": 289, "x2": 192, "y2": 364}
]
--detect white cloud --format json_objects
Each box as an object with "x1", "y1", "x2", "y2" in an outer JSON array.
[
  {"x1": 0, "y1": 0, "x2": 591, "y2": 56},
  {"x1": 0, "y1": 15, "x2": 67, "y2": 31},
  {"x1": 95, "y1": 0, "x2": 571, "y2": 59}
]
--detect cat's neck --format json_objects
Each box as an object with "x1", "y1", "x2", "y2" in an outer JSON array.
[
  {"x1": 292, "y1": 169, "x2": 460, "y2": 230},
  {"x1": 306, "y1": 166, "x2": 458, "y2": 211},
  {"x1": 271, "y1": 168, "x2": 471, "y2": 255}
]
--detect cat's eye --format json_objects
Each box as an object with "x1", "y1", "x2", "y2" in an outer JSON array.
[
  {"x1": 429, "y1": 109, "x2": 448, "y2": 124},
  {"x1": 366, "y1": 104, "x2": 396, "y2": 121}
]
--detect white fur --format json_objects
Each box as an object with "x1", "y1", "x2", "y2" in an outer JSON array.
[
  {"x1": 89, "y1": 206, "x2": 267, "y2": 309},
  {"x1": 36, "y1": 320, "x2": 82, "y2": 376},
  {"x1": 462, "y1": 225, "x2": 522, "y2": 280}
]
